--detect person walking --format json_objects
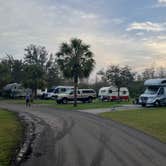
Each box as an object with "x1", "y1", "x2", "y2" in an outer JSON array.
[{"x1": 25, "y1": 93, "x2": 31, "y2": 107}]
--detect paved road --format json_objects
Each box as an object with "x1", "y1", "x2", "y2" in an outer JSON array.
[
  {"x1": 78, "y1": 104, "x2": 142, "y2": 114},
  {"x1": 0, "y1": 103, "x2": 166, "y2": 166}
]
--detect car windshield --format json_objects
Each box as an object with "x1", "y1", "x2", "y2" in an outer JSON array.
[{"x1": 144, "y1": 86, "x2": 159, "y2": 95}]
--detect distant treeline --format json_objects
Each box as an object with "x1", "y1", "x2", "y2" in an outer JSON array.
[{"x1": 0, "y1": 44, "x2": 166, "y2": 98}]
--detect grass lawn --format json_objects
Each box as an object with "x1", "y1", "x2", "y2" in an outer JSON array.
[
  {"x1": 100, "y1": 107, "x2": 166, "y2": 143},
  {"x1": 2, "y1": 99, "x2": 131, "y2": 110},
  {"x1": 0, "y1": 109, "x2": 23, "y2": 166}
]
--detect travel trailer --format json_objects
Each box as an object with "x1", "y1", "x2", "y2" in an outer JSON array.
[
  {"x1": 98, "y1": 86, "x2": 129, "y2": 101},
  {"x1": 3, "y1": 83, "x2": 31, "y2": 98},
  {"x1": 139, "y1": 78, "x2": 166, "y2": 106},
  {"x1": 44, "y1": 86, "x2": 74, "y2": 99}
]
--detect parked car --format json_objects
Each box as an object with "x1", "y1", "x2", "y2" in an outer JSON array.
[
  {"x1": 98, "y1": 86, "x2": 129, "y2": 101},
  {"x1": 56, "y1": 89, "x2": 96, "y2": 104},
  {"x1": 139, "y1": 78, "x2": 166, "y2": 107},
  {"x1": 44, "y1": 86, "x2": 74, "y2": 99}
]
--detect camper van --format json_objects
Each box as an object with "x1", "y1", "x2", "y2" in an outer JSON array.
[
  {"x1": 139, "y1": 78, "x2": 166, "y2": 106},
  {"x1": 98, "y1": 86, "x2": 129, "y2": 101},
  {"x1": 44, "y1": 86, "x2": 74, "y2": 99}
]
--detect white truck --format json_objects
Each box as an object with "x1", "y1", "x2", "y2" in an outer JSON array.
[
  {"x1": 44, "y1": 86, "x2": 74, "y2": 99},
  {"x1": 98, "y1": 86, "x2": 129, "y2": 101},
  {"x1": 56, "y1": 89, "x2": 97, "y2": 104},
  {"x1": 139, "y1": 78, "x2": 166, "y2": 107}
]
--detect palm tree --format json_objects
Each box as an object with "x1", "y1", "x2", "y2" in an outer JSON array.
[{"x1": 56, "y1": 38, "x2": 95, "y2": 106}]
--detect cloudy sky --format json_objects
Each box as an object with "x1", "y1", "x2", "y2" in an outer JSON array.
[{"x1": 0, "y1": 0, "x2": 166, "y2": 74}]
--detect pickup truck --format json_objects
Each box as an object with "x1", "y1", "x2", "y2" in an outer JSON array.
[{"x1": 56, "y1": 89, "x2": 97, "y2": 104}]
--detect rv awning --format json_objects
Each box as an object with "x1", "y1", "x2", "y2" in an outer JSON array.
[{"x1": 144, "y1": 79, "x2": 166, "y2": 86}]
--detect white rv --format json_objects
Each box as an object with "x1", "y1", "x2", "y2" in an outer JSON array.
[
  {"x1": 3, "y1": 83, "x2": 31, "y2": 98},
  {"x1": 44, "y1": 86, "x2": 74, "y2": 99},
  {"x1": 139, "y1": 78, "x2": 166, "y2": 106},
  {"x1": 98, "y1": 86, "x2": 129, "y2": 101}
]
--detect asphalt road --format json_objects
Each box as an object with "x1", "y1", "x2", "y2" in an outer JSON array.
[{"x1": 0, "y1": 103, "x2": 166, "y2": 166}]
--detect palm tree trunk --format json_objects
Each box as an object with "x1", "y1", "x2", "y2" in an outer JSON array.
[{"x1": 73, "y1": 75, "x2": 78, "y2": 107}]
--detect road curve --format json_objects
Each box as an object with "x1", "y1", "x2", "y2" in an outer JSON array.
[{"x1": 0, "y1": 103, "x2": 166, "y2": 166}]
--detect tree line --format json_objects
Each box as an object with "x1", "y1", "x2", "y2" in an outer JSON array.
[{"x1": 0, "y1": 38, "x2": 166, "y2": 101}]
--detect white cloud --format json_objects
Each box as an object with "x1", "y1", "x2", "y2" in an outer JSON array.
[
  {"x1": 153, "y1": 0, "x2": 166, "y2": 7},
  {"x1": 0, "y1": 0, "x2": 166, "y2": 75},
  {"x1": 127, "y1": 22, "x2": 166, "y2": 32},
  {"x1": 158, "y1": 0, "x2": 166, "y2": 4}
]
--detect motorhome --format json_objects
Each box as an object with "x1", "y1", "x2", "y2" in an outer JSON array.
[
  {"x1": 139, "y1": 78, "x2": 166, "y2": 106},
  {"x1": 44, "y1": 86, "x2": 74, "y2": 99},
  {"x1": 98, "y1": 86, "x2": 129, "y2": 101},
  {"x1": 3, "y1": 83, "x2": 31, "y2": 98}
]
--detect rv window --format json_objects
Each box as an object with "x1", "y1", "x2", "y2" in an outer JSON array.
[
  {"x1": 158, "y1": 88, "x2": 164, "y2": 95},
  {"x1": 109, "y1": 90, "x2": 112, "y2": 93},
  {"x1": 161, "y1": 80, "x2": 166, "y2": 84},
  {"x1": 122, "y1": 91, "x2": 126, "y2": 95},
  {"x1": 101, "y1": 90, "x2": 106, "y2": 93}
]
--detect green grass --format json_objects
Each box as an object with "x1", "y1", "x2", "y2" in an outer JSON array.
[
  {"x1": 0, "y1": 109, "x2": 23, "y2": 166},
  {"x1": 2, "y1": 99, "x2": 55, "y2": 105},
  {"x1": 2, "y1": 99, "x2": 131, "y2": 110},
  {"x1": 53, "y1": 100, "x2": 131, "y2": 110},
  {"x1": 100, "y1": 107, "x2": 166, "y2": 143}
]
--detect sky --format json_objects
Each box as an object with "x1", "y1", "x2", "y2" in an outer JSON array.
[{"x1": 0, "y1": 0, "x2": 166, "y2": 76}]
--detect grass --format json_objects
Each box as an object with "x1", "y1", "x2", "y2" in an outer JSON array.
[
  {"x1": 2, "y1": 99, "x2": 131, "y2": 110},
  {"x1": 0, "y1": 109, "x2": 23, "y2": 166},
  {"x1": 53, "y1": 100, "x2": 131, "y2": 110},
  {"x1": 100, "y1": 107, "x2": 166, "y2": 143}
]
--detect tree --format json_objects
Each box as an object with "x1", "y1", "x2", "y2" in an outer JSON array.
[
  {"x1": 24, "y1": 44, "x2": 62, "y2": 98},
  {"x1": 142, "y1": 67, "x2": 155, "y2": 80},
  {"x1": 0, "y1": 55, "x2": 24, "y2": 89},
  {"x1": 157, "y1": 67, "x2": 166, "y2": 78},
  {"x1": 0, "y1": 60, "x2": 11, "y2": 89},
  {"x1": 104, "y1": 65, "x2": 135, "y2": 100},
  {"x1": 56, "y1": 38, "x2": 95, "y2": 106},
  {"x1": 45, "y1": 54, "x2": 62, "y2": 88}
]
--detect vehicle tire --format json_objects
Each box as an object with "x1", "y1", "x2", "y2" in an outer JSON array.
[
  {"x1": 154, "y1": 100, "x2": 160, "y2": 107},
  {"x1": 88, "y1": 97, "x2": 93, "y2": 103},
  {"x1": 142, "y1": 103, "x2": 146, "y2": 107},
  {"x1": 62, "y1": 98, "x2": 68, "y2": 104}
]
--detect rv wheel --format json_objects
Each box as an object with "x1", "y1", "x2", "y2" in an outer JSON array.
[
  {"x1": 142, "y1": 103, "x2": 146, "y2": 107},
  {"x1": 154, "y1": 100, "x2": 160, "y2": 107}
]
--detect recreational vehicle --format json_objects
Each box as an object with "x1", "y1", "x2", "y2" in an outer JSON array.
[
  {"x1": 98, "y1": 86, "x2": 129, "y2": 101},
  {"x1": 3, "y1": 83, "x2": 31, "y2": 98},
  {"x1": 139, "y1": 78, "x2": 166, "y2": 106}
]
